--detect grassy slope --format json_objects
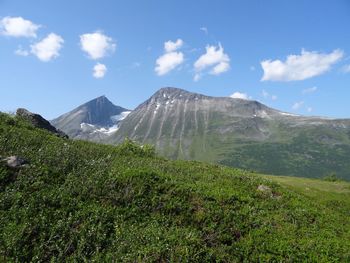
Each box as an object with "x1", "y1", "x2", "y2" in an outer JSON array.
[
  {"x1": 218, "y1": 128, "x2": 350, "y2": 181},
  {"x1": 262, "y1": 174, "x2": 350, "y2": 215},
  {"x1": 1, "y1": 112, "x2": 350, "y2": 262}
]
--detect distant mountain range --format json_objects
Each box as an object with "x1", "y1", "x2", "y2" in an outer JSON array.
[{"x1": 51, "y1": 87, "x2": 350, "y2": 180}]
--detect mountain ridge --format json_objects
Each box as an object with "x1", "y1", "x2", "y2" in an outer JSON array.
[
  {"x1": 109, "y1": 87, "x2": 350, "y2": 180},
  {"x1": 51, "y1": 87, "x2": 350, "y2": 180}
]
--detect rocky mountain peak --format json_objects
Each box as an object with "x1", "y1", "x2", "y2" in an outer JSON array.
[
  {"x1": 151, "y1": 87, "x2": 209, "y2": 103},
  {"x1": 51, "y1": 96, "x2": 130, "y2": 140}
]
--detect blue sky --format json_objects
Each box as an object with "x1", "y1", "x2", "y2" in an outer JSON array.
[{"x1": 1, "y1": 0, "x2": 350, "y2": 119}]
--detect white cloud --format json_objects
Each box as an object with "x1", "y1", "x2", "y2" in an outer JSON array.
[
  {"x1": 193, "y1": 73, "x2": 201, "y2": 82},
  {"x1": 200, "y1": 27, "x2": 208, "y2": 35},
  {"x1": 302, "y1": 86, "x2": 318, "y2": 94},
  {"x1": 164, "y1": 39, "x2": 183, "y2": 53},
  {"x1": 261, "y1": 49, "x2": 343, "y2": 81},
  {"x1": 230, "y1": 92, "x2": 250, "y2": 100},
  {"x1": 93, "y1": 63, "x2": 107, "y2": 78},
  {"x1": 131, "y1": 62, "x2": 141, "y2": 68},
  {"x1": 80, "y1": 31, "x2": 116, "y2": 60},
  {"x1": 30, "y1": 33, "x2": 64, "y2": 62},
  {"x1": 262, "y1": 89, "x2": 269, "y2": 98},
  {"x1": 211, "y1": 61, "x2": 230, "y2": 75},
  {"x1": 194, "y1": 44, "x2": 230, "y2": 80},
  {"x1": 262, "y1": 89, "x2": 277, "y2": 100},
  {"x1": 342, "y1": 64, "x2": 350, "y2": 73},
  {"x1": 0, "y1": 16, "x2": 40, "y2": 38},
  {"x1": 292, "y1": 101, "x2": 304, "y2": 110},
  {"x1": 15, "y1": 46, "x2": 29, "y2": 56},
  {"x1": 307, "y1": 107, "x2": 313, "y2": 112},
  {"x1": 155, "y1": 52, "x2": 184, "y2": 76}
]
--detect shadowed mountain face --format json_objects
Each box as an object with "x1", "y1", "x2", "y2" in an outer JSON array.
[
  {"x1": 51, "y1": 96, "x2": 130, "y2": 141},
  {"x1": 108, "y1": 87, "x2": 350, "y2": 180}
]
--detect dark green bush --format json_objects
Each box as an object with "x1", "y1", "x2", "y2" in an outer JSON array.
[
  {"x1": 323, "y1": 172, "x2": 342, "y2": 182},
  {"x1": 116, "y1": 138, "x2": 156, "y2": 158}
]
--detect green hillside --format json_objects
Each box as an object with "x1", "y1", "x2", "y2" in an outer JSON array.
[{"x1": 1, "y1": 112, "x2": 350, "y2": 262}]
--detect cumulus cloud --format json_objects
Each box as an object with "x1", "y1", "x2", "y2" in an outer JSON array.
[
  {"x1": 155, "y1": 52, "x2": 184, "y2": 76},
  {"x1": 261, "y1": 49, "x2": 343, "y2": 81},
  {"x1": 15, "y1": 46, "x2": 29, "y2": 56},
  {"x1": 194, "y1": 44, "x2": 230, "y2": 80},
  {"x1": 155, "y1": 39, "x2": 185, "y2": 76},
  {"x1": 230, "y1": 92, "x2": 251, "y2": 100},
  {"x1": 30, "y1": 33, "x2": 64, "y2": 62},
  {"x1": 0, "y1": 16, "x2": 40, "y2": 38},
  {"x1": 211, "y1": 61, "x2": 230, "y2": 75},
  {"x1": 164, "y1": 39, "x2": 183, "y2": 53},
  {"x1": 292, "y1": 101, "x2": 304, "y2": 110},
  {"x1": 302, "y1": 86, "x2": 318, "y2": 94},
  {"x1": 80, "y1": 31, "x2": 116, "y2": 60},
  {"x1": 93, "y1": 63, "x2": 107, "y2": 78}
]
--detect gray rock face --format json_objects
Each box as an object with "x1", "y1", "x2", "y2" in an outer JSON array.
[
  {"x1": 2, "y1": 156, "x2": 28, "y2": 168},
  {"x1": 16, "y1": 108, "x2": 68, "y2": 138}
]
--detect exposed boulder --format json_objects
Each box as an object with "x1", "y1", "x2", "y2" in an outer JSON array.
[
  {"x1": 2, "y1": 156, "x2": 28, "y2": 169},
  {"x1": 16, "y1": 108, "x2": 68, "y2": 138},
  {"x1": 257, "y1": 184, "x2": 272, "y2": 193}
]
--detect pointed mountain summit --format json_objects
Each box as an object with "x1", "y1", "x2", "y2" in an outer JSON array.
[{"x1": 51, "y1": 96, "x2": 130, "y2": 141}]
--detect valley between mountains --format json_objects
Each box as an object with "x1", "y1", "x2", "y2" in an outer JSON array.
[{"x1": 52, "y1": 87, "x2": 350, "y2": 181}]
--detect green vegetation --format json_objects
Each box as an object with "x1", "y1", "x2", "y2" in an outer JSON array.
[
  {"x1": 219, "y1": 129, "x2": 350, "y2": 181},
  {"x1": 1, "y1": 112, "x2": 350, "y2": 261}
]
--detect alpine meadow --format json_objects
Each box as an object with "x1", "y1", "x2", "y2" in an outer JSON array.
[{"x1": 1, "y1": 1, "x2": 350, "y2": 262}]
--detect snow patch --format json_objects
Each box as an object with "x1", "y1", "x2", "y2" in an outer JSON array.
[
  {"x1": 280, "y1": 112, "x2": 299, "y2": 117},
  {"x1": 79, "y1": 111, "x2": 131, "y2": 135},
  {"x1": 154, "y1": 103, "x2": 161, "y2": 114},
  {"x1": 80, "y1": 123, "x2": 97, "y2": 132},
  {"x1": 96, "y1": 124, "x2": 120, "y2": 134},
  {"x1": 258, "y1": 110, "x2": 269, "y2": 118},
  {"x1": 111, "y1": 111, "x2": 131, "y2": 122}
]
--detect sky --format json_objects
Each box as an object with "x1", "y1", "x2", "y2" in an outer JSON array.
[{"x1": 1, "y1": 0, "x2": 350, "y2": 119}]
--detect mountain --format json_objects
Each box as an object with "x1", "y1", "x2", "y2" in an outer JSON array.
[
  {"x1": 1, "y1": 111, "x2": 350, "y2": 261},
  {"x1": 109, "y1": 87, "x2": 350, "y2": 180},
  {"x1": 51, "y1": 96, "x2": 130, "y2": 141}
]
